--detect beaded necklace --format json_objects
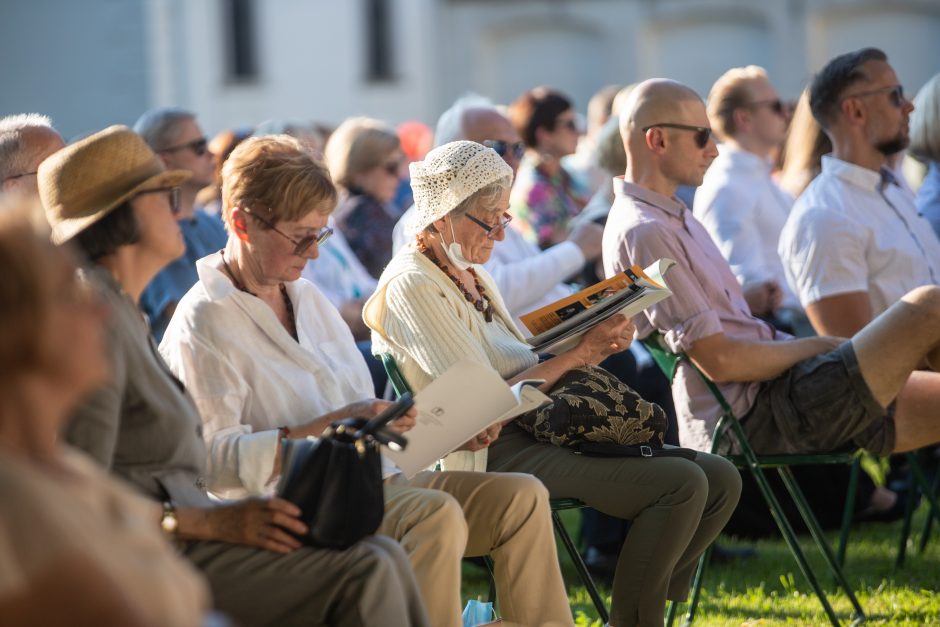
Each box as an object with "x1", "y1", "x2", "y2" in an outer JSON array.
[
  {"x1": 220, "y1": 250, "x2": 298, "y2": 341},
  {"x1": 418, "y1": 238, "x2": 495, "y2": 322}
]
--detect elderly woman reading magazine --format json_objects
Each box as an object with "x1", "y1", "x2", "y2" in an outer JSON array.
[
  {"x1": 159, "y1": 134, "x2": 574, "y2": 627},
  {"x1": 364, "y1": 140, "x2": 743, "y2": 627}
]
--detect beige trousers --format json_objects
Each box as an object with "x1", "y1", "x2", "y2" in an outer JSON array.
[{"x1": 381, "y1": 470, "x2": 574, "y2": 627}]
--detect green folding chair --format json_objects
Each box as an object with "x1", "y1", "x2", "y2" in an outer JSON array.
[
  {"x1": 640, "y1": 334, "x2": 865, "y2": 627},
  {"x1": 378, "y1": 353, "x2": 610, "y2": 624},
  {"x1": 895, "y1": 447, "x2": 940, "y2": 568}
]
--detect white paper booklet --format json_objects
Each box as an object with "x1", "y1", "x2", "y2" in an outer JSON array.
[{"x1": 386, "y1": 359, "x2": 551, "y2": 478}]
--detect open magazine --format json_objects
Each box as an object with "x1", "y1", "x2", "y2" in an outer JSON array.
[
  {"x1": 521, "y1": 258, "x2": 676, "y2": 354},
  {"x1": 385, "y1": 359, "x2": 551, "y2": 478}
]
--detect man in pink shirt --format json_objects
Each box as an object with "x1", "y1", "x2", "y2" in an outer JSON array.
[{"x1": 603, "y1": 78, "x2": 940, "y2": 469}]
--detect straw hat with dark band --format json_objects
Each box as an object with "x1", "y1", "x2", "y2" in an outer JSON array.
[{"x1": 38, "y1": 125, "x2": 191, "y2": 244}]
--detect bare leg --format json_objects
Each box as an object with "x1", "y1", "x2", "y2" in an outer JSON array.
[
  {"x1": 851, "y1": 286, "x2": 940, "y2": 407},
  {"x1": 851, "y1": 286, "x2": 940, "y2": 452}
]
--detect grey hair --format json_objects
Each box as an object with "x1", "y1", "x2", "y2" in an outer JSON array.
[
  {"x1": 0, "y1": 113, "x2": 56, "y2": 181},
  {"x1": 450, "y1": 176, "x2": 512, "y2": 220},
  {"x1": 133, "y1": 107, "x2": 195, "y2": 150},
  {"x1": 910, "y1": 73, "x2": 940, "y2": 163},
  {"x1": 434, "y1": 93, "x2": 498, "y2": 147}
]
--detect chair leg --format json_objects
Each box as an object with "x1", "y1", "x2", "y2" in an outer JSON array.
[
  {"x1": 778, "y1": 467, "x2": 865, "y2": 622},
  {"x1": 895, "y1": 461, "x2": 919, "y2": 569},
  {"x1": 909, "y1": 454, "x2": 940, "y2": 556},
  {"x1": 679, "y1": 546, "x2": 710, "y2": 626},
  {"x1": 551, "y1": 509, "x2": 609, "y2": 624},
  {"x1": 748, "y1": 462, "x2": 843, "y2": 626},
  {"x1": 836, "y1": 457, "x2": 860, "y2": 568}
]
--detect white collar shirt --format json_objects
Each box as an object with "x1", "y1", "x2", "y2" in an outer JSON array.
[
  {"x1": 694, "y1": 146, "x2": 799, "y2": 309},
  {"x1": 160, "y1": 252, "x2": 393, "y2": 500},
  {"x1": 779, "y1": 155, "x2": 940, "y2": 315}
]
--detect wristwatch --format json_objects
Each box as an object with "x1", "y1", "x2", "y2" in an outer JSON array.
[{"x1": 160, "y1": 500, "x2": 179, "y2": 536}]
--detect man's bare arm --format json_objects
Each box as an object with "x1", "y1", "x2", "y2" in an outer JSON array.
[
  {"x1": 687, "y1": 332, "x2": 844, "y2": 384},
  {"x1": 805, "y1": 291, "x2": 872, "y2": 338}
]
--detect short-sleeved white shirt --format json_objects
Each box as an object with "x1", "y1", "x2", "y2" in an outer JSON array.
[
  {"x1": 779, "y1": 155, "x2": 940, "y2": 314},
  {"x1": 694, "y1": 146, "x2": 799, "y2": 309}
]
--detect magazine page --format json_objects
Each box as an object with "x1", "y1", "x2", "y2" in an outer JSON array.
[
  {"x1": 385, "y1": 360, "x2": 551, "y2": 478},
  {"x1": 525, "y1": 258, "x2": 676, "y2": 354}
]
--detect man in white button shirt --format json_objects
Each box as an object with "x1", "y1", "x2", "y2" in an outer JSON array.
[
  {"x1": 695, "y1": 66, "x2": 802, "y2": 328},
  {"x1": 780, "y1": 47, "x2": 940, "y2": 338}
]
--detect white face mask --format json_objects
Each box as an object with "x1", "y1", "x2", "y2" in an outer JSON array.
[{"x1": 442, "y1": 218, "x2": 473, "y2": 270}]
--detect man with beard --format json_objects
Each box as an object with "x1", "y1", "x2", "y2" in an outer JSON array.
[{"x1": 779, "y1": 48, "x2": 940, "y2": 339}]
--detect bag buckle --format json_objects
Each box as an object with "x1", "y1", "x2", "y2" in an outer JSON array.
[{"x1": 640, "y1": 445, "x2": 653, "y2": 457}]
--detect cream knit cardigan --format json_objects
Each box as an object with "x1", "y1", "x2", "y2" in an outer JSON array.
[{"x1": 364, "y1": 246, "x2": 539, "y2": 471}]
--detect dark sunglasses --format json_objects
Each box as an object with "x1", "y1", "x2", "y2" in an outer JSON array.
[
  {"x1": 482, "y1": 139, "x2": 525, "y2": 161},
  {"x1": 641, "y1": 123, "x2": 712, "y2": 149},
  {"x1": 243, "y1": 207, "x2": 332, "y2": 255},
  {"x1": 749, "y1": 98, "x2": 786, "y2": 116},
  {"x1": 134, "y1": 186, "x2": 181, "y2": 214},
  {"x1": 843, "y1": 84, "x2": 905, "y2": 108},
  {"x1": 382, "y1": 160, "x2": 402, "y2": 176},
  {"x1": 159, "y1": 137, "x2": 210, "y2": 157},
  {"x1": 557, "y1": 118, "x2": 579, "y2": 132},
  {"x1": 465, "y1": 212, "x2": 513, "y2": 240}
]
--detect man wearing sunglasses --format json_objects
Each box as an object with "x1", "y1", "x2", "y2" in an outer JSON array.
[
  {"x1": 695, "y1": 66, "x2": 801, "y2": 331},
  {"x1": 135, "y1": 107, "x2": 227, "y2": 341},
  {"x1": 780, "y1": 48, "x2": 940, "y2": 342},
  {"x1": 606, "y1": 78, "x2": 940, "y2": 510},
  {"x1": 0, "y1": 113, "x2": 64, "y2": 196}
]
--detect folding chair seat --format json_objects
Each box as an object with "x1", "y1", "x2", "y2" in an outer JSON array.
[
  {"x1": 377, "y1": 353, "x2": 610, "y2": 624},
  {"x1": 641, "y1": 334, "x2": 865, "y2": 627}
]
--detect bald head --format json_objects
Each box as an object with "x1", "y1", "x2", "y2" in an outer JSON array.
[
  {"x1": 618, "y1": 79, "x2": 718, "y2": 191},
  {"x1": 461, "y1": 107, "x2": 523, "y2": 175},
  {"x1": 619, "y1": 79, "x2": 703, "y2": 137}
]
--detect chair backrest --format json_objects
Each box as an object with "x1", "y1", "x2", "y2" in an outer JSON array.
[{"x1": 379, "y1": 353, "x2": 413, "y2": 397}]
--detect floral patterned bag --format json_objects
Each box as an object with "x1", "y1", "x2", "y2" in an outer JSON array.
[{"x1": 515, "y1": 365, "x2": 695, "y2": 459}]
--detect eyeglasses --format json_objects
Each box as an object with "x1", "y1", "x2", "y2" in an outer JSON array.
[
  {"x1": 641, "y1": 123, "x2": 713, "y2": 149},
  {"x1": 4, "y1": 170, "x2": 37, "y2": 182},
  {"x1": 382, "y1": 160, "x2": 402, "y2": 177},
  {"x1": 749, "y1": 98, "x2": 786, "y2": 116},
  {"x1": 842, "y1": 84, "x2": 905, "y2": 108},
  {"x1": 482, "y1": 139, "x2": 525, "y2": 161},
  {"x1": 159, "y1": 137, "x2": 209, "y2": 157},
  {"x1": 133, "y1": 186, "x2": 181, "y2": 214},
  {"x1": 465, "y1": 212, "x2": 513, "y2": 239},
  {"x1": 242, "y1": 207, "x2": 333, "y2": 255}
]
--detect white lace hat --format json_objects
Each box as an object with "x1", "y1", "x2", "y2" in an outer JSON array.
[{"x1": 410, "y1": 140, "x2": 512, "y2": 232}]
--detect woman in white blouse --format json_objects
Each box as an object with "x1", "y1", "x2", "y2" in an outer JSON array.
[
  {"x1": 161, "y1": 134, "x2": 573, "y2": 627},
  {"x1": 0, "y1": 202, "x2": 209, "y2": 627}
]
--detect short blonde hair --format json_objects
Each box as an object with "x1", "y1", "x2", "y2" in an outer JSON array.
[
  {"x1": 910, "y1": 73, "x2": 940, "y2": 163},
  {"x1": 707, "y1": 65, "x2": 769, "y2": 141},
  {"x1": 779, "y1": 87, "x2": 832, "y2": 198},
  {"x1": 595, "y1": 117, "x2": 627, "y2": 176},
  {"x1": 221, "y1": 135, "x2": 336, "y2": 228},
  {"x1": 323, "y1": 117, "x2": 400, "y2": 190}
]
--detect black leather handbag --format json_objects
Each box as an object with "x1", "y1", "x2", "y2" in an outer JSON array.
[{"x1": 276, "y1": 395, "x2": 411, "y2": 549}]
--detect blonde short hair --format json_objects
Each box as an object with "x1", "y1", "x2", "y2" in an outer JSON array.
[
  {"x1": 779, "y1": 87, "x2": 832, "y2": 198},
  {"x1": 323, "y1": 117, "x2": 400, "y2": 190},
  {"x1": 221, "y1": 135, "x2": 336, "y2": 228},
  {"x1": 707, "y1": 65, "x2": 769, "y2": 141},
  {"x1": 910, "y1": 73, "x2": 940, "y2": 163}
]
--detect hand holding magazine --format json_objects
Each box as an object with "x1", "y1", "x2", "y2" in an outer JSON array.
[
  {"x1": 385, "y1": 359, "x2": 551, "y2": 478},
  {"x1": 521, "y1": 258, "x2": 676, "y2": 354}
]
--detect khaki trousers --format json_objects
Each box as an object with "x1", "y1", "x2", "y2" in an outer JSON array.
[
  {"x1": 381, "y1": 470, "x2": 574, "y2": 627},
  {"x1": 488, "y1": 424, "x2": 742, "y2": 627}
]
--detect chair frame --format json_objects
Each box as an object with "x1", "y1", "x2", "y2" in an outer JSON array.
[
  {"x1": 378, "y1": 354, "x2": 610, "y2": 624},
  {"x1": 641, "y1": 335, "x2": 865, "y2": 627}
]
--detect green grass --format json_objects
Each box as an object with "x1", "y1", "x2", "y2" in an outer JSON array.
[{"x1": 461, "y1": 507, "x2": 940, "y2": 626}]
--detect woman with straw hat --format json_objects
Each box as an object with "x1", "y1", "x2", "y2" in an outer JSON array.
[{"x1": 40, "y1": 125, "x2": 431, "y2": 627}]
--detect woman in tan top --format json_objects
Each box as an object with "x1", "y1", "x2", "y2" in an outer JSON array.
[{"x1": 0, "y1": 201, "x2": 210, "y2": 626}]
